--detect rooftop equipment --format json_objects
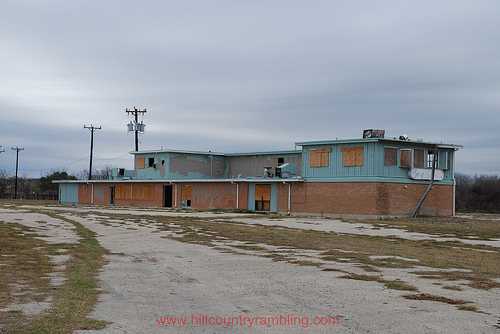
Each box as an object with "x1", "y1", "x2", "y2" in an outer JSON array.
[{"x1": 363, "y1": 129, "x2": 385, "y2": 138}]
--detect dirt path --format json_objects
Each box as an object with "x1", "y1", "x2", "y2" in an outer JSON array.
[
  {"x1": 2, "y1": 205, "x2": 499, "y2": 333},
  {"x1": 54, "y1": 208, "x2": 497, "y2": 333}
]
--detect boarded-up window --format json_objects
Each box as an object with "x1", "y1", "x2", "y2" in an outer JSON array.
[
  {"x1": 181, "y1": 186, "x2": 192, "y2": 208},
  {"x1": 115, "y1": 185, "x2": 132, "y2": 200},
  {"x1": 132, "y1": 185, "x2": 154, "y2": 200},
  {"x1": 255, "y1": 184, "x2": 271, "y2": 211},
  {"x1": 384, "y1": 147, "x2": 397, "y2": 166},
  {"x1": 400, "y1": 149, "x2": 411, "y2": 167},
  {"x1": 341, "y1": 147, "x2": 364, "y2": 167},
  {"x1": 310, "y1": 148, "x2": 331, "y2": 167},
  {"x1": 414, "y1": 149, "x2": 424, "y2": 168},
  {"x1": 137, "y1": 157, "x2": 147, "y2": 169},
  {"x1": 254, "y1": 184, "x2": 271, "y2": 201},
  {"x1": 181, "y1": 186, "x2": 192, "y2": 201}
]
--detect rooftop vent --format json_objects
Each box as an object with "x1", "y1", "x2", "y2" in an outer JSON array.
[{"x1": 363, "y1": 129, "x2": 385, "y2": 138}]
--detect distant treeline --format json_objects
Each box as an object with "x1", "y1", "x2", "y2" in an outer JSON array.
[{"x1": 455, "y1": 173, "x2": 500, "y2": 213}]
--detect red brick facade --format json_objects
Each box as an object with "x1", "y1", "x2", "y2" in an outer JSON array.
[
  {"x1": 77, "y1": 181, "x2": 452, "y2": 217},
  {"x1": 284, "y1": 182, "x2": 452, "y2": 217}
]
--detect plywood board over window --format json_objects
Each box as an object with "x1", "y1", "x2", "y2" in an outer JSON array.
[
  {"x1": 137, "y1": 157, "x2": 147, "y2": 169},
  {"x1": 254, "y1": 184, "x2": 271, "y2": 201},
  {"x1": 181, "y1": 185, "x2": 192, "y2": 201},
  {"x1": 310, "y1": 148, "x2": 331, "y2": 167},
  {"x1": 341, "y1": 147, "x2": 364, "y2": 167},
  {"x1": 384, "y1": 147, "x2": 397, "y2": 166},
  {"x1": 254, "y1": 184, "x2": 271, "y2": 211},
  {"x1": 132, "y1": 185, "x2": 154, "y2": 200},
  {"x1": 414, "y1": 149, "x2": 425, "y2": 168},
  {"x1": 400, "y1": 149, "x2": 412, "y2": 167},
  {"x1": 115, "y1": 185, "x2": 131, "y2": 200}
]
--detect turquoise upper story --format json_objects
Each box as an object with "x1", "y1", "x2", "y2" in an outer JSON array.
[
  {"x1": 116, "y1": 136, "x2": 461, "y2": 185},
  {"x1": 296, "y1": 138, "x2": 462, "y2": 185},
  {"x1": 129, "y1": 149, "x2": 302, "y2": 180}
]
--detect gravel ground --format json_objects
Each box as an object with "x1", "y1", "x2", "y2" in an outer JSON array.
[{"x1": 2, "y1": 205, "x2": 499, "y2": 333}]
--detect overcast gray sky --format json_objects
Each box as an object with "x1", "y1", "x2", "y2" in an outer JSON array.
[{"x1": 1, "y1": 1, "x2": 499, "y2": 178}]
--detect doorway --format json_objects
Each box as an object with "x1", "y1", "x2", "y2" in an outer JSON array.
[
  {"x1": 110, "y1": 185, "x2": 115, "y2": 206},
  {"x1": 163, "y1": 185, "x2": 173, "y2": 208}
]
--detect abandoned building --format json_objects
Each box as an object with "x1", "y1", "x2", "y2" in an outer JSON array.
[{"x1": 55, "y1": 130, "x2": 462, "y2": 217}]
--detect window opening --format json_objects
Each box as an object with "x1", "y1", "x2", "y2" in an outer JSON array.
[{"x1": 427, "y1": 151, "x2": 438, "y2": 168}]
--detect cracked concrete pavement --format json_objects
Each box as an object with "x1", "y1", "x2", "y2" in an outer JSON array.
[{"x1": 2, "y1": 205, "x2": 499, "y2": 333}]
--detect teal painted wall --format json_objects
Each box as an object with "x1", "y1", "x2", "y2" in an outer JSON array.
[
  {"x1": 58, "y1": 183, "x2": 78, "y2": 204},
  {"x1": 247, "y1": 183, "x2": 277, "y2": 212},
  {"x1": 301, "y1": 141, "x2": 456, "y2": 185},
  {"x1": 135, "y1": 152, "x2": 228, "y2": 180}
]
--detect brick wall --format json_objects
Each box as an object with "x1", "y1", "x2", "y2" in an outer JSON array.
[
  {"x1": 286, "y1": 182, "x2": 453, "y2": 217},
  {"x1": 77, "y1": 181, "x2": 453, "y2": 216},
  {"x1": 179, "y1": 182, "x2": 249, "y2": 210}
]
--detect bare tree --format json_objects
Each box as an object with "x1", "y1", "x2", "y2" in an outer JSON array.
[
  {"x1": 0, "y1": 169, "x2": 12, "y2": 198},
  {"x1": 455, "y1": 173, "x2": 500, "y2": 213},
  {"x1": 77, "y1": 165, "x2": 114, "y2": 180}
]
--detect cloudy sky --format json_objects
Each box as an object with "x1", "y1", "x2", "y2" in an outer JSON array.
[{"x1": 1, "y1": 1, "x2": 499, "y2": 178}]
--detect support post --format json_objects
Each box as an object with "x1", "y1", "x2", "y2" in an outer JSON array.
[
  {"x1": 412, "y1": 147, "x2": 438, "y2": 218},
  {"x1": 84, "y1": 125, "x2": 101, "y2": 180},
  {"x1": 11, "y1": 147, "x2": 24, "y2": 199}
]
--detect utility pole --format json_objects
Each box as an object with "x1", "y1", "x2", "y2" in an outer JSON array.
[
  {"x1": 126, "y1": 107, "x2": 147, "y2": 151},
  {"x1": 11, "y1": 147, "x2": 24, "y2": 199},
  {"x1": 84, "y1": 125, "x2": 101, "y2": 180}
]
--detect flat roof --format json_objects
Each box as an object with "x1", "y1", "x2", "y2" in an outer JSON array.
[
  {"x1": 295, "y1": 137, "x2": 463, "y2": 149},
  {"x1": 53, "y1": 177, "x2": 305, "y2": 184},
  {"x1": 130, "y1": 149, "x2": 225, "y2": 156},
  {"x1": 130, "y1": 149, "x2": 302, "y2": 157}
]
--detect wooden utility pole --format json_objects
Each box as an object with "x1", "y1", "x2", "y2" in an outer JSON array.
[
  {"x1": 126, "y1": 107, "x2": 147, "y2": 151},
  {"x1": 84, "y1": 125, "x2": 101, "y2": 180},
  {"x1": 11, "y1": 147, "x2": 24, "y2": 199}
]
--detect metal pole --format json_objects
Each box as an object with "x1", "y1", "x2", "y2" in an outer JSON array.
[{"x1": 412, "y1": 147, "x2": 438, "y2": 218}]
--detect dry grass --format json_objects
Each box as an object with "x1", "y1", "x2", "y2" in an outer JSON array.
[
  {"x1": 338, "y1": 274, "x2": 418, "y2": 291},
  {"x1": 364, "y1": 215, "x2": 500, "y2": 240},
  {"x1": 410, "y1": 270, "x2": 500, "y2": 290},
  {"x1": 0, "y1": 223, "x2": 55, "y2": 329},
  {"x1": 0, "y1": 207, "x2": 109, "y2": 333},
  {"x1": 82, "y1": 212, "x2": 500, "y2": 291},
  {"x1": 6, "y1": 204, "x2": 496, "y2": 329},
  {"x1": 403, "y1": 293, "x2": 471, "y2": 305}
]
